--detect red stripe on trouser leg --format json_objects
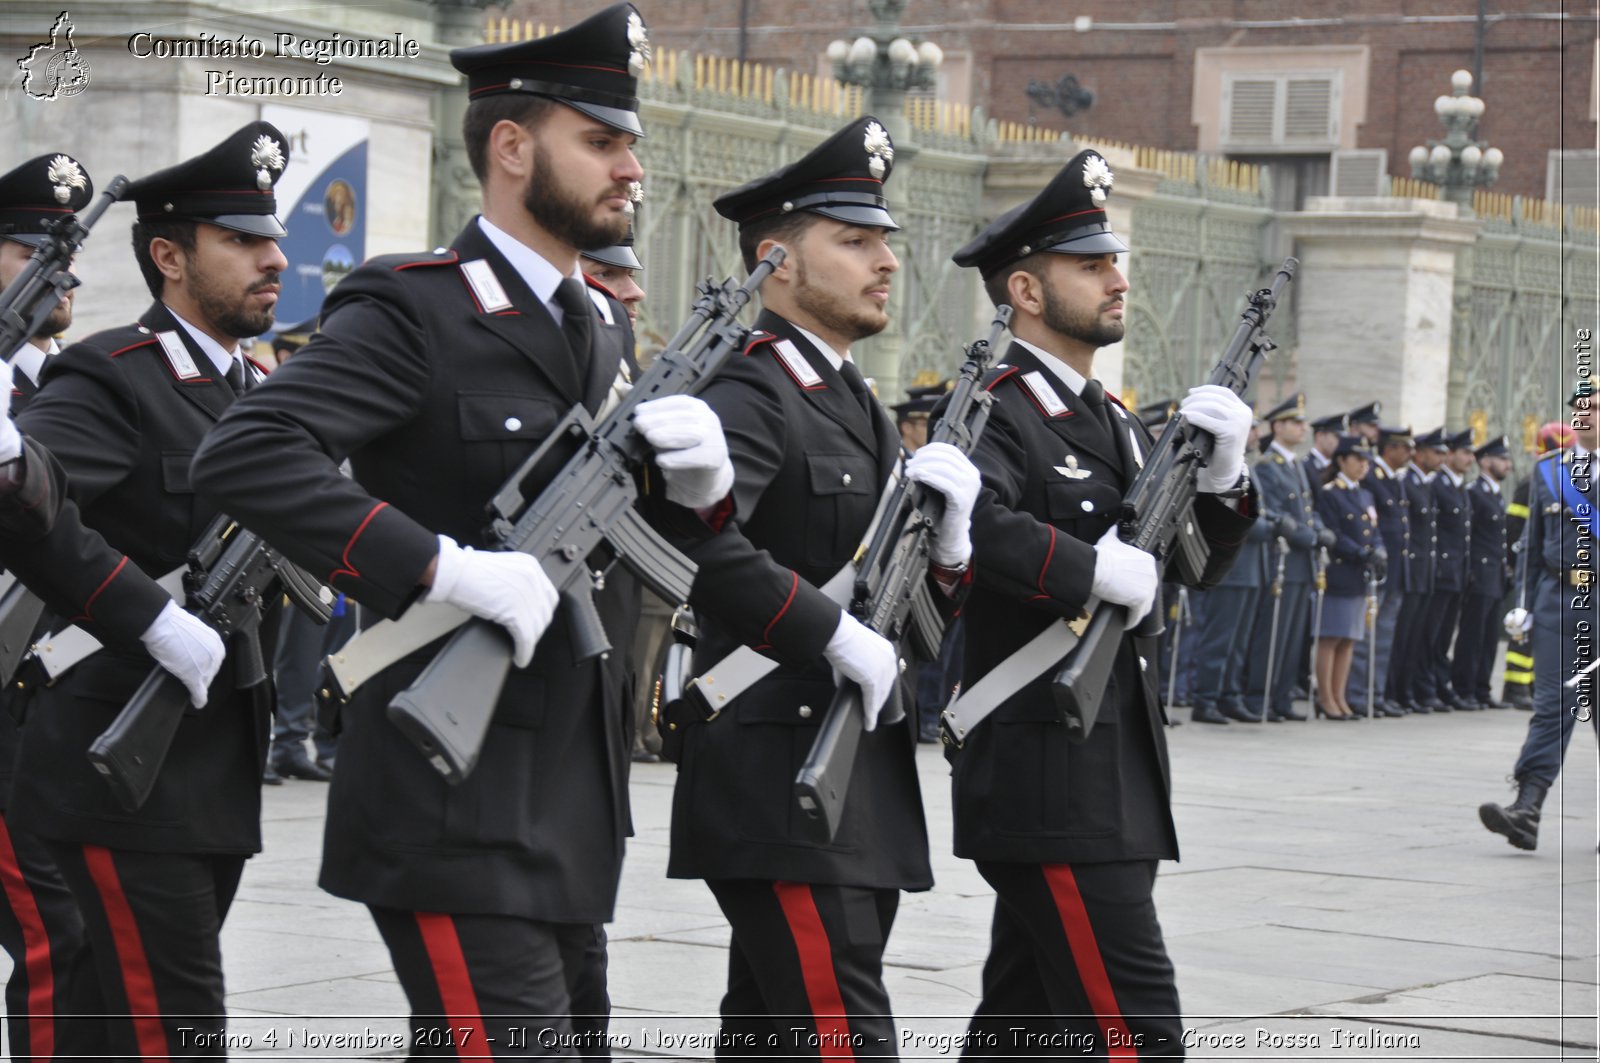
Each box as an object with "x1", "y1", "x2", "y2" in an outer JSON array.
[
  {"x1": 1041, "y1": 864, "x2": 1138, "y2": 1059},
  {"x1": 771, "y1": 882, "x2": 855, "y2": 1062},
  {"x1": 413, "y1": 912, "x2": 487, "y2": 1058},
  {"x1": 81, "y1": 846, "x2": 169, "y2": 1062},
  {"x1": 0, "y1": 818, "x2": 55, "y2": 1060}
]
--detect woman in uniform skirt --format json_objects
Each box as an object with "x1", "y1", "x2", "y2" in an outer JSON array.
[{"x1": 1313, "y1": 435, "x2": 1384, "y2": 720}]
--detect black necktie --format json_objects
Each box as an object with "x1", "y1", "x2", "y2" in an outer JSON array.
[
  {"x1": 224, "y1": 357, "x2": 247, "y2": 396},
  {"x1": 1081, "y1": 378, "x2": 1115, "y2": 437},
  {"x1": 554, "y1": 278, "x2": 593, "y2": 383},
  {"x1": 837, "y1": 359, "x2": 877, "y2": 424}
]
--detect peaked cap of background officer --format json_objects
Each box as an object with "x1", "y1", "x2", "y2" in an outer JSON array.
[
  {"x1": 1261, "y1": 392, "x2": 1307, "y2": 423},
  {"x1": 0, "y1": 153, "x2": 93, "y2": 248},
  {"x1": 1310, "y1": 411, "x2": 1349, "y2": 435},
  {"x1": 1414, "y1": 427, "x2": 1449, "y2": 452},
  {"x1": 1474, "y1": 435, "x2": 1509, "y2": 460},
  {"x1": 1347, "y1": 401, "x2": 1382, "y2": 427},
  {"x1": 952, "y1": 149, "x2": 1128, "y2": 279},
  {"x1": 1138, "y1": 398, "x2": 1179, "y2": 429},
  {"x1": 1377, "y1": 424, "x2": 1414, "y2": 447},
  {"x1": 1334, "y1": 434, "x2": 1374, "y2": 458},
  {"x1": 1571, "y1": 379, "x2": 1594, "y2": 408},
  {"x1": 123, "y1": 121, "x2": 289, "y2": 238},
  {"x1": 451, "y1": 3, "x2": 649, "y2": 138},
  {"x1": 1446, "y1": 427, "x2": 1475, "y2": 451},
  {"x1": 273, "y1": 314, "x2": 319, "y2": 351},
  {"x1": 582, "y1": 181, "x2": 644, "y2": 270},
  {"x1": 714, "y1": 116, "x2": 900, "y2": 231}
]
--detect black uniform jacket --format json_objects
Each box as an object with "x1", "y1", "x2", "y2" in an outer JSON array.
[
  {"x1": 1431, "y1": 472, "x2": 1470, "y2": 592},
  {"x1": 952, "y1": 342, "x2": 1255, "y2": 865},
  {"x1": 1401, "y1": 466, "x2": 1437, "y2": 593},
  {"x1": 1362, "y1": 461, "x2": 1410, "y2": 590},
  {"x1": 1316, "y1": 477, "x2": 1379, "y2": 596},
  {"x1": 5, "y1": 303, "x2": 272, "y2": 853},
  {"x1": 666, "y1": 311, "x2": 935, "y2": 890},
  {"x1": 192, "y1": 220, "x2": 642, "y2": 922},
  {"x1": 1464, "y1": 477, "x2": 1508, "y2": 599}
]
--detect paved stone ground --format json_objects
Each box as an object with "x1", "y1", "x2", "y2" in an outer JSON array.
[{"x1": 4, "y1": 705, "x2": 1596, "y2": 1060}]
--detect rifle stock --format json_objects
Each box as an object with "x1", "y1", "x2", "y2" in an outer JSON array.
[
  {"x1": 86, "y1": 520, "x2": 331, "y2": 810},
  {"x1": 793, "y1": 306, "x2": 1012, "y2": 842},
  {"x1": 0, "y1": 577, "x2": 46, "y2": 688},
  {"x1": 387, "y1": 249, "x2": 784, "y2": 783},
  {"x1": 1050, "y1": 258, "x2": 1298, "y2": 741}
]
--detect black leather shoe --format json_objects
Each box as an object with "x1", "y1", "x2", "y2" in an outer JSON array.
[
  {"x1": 1445, "y1": 692, "x2": 1477, "y2": 711},
  {"x1": 262, "y1": 763, "x2": 283, "y2": 786},
  {"x1": 273, "y1": 748, "x2": 333, "y2": 782},
  {"x1": 1220, "y1": 703, "x2": 1264, "y2": 723},
  {"x1": 1269, "y1": 707, "x2": 1308, "y2": 722},
  {"x1": 316, "y1": 755, "x2": 337, "y2": 773},
  {"x1": 1191, "y1": 705, "x2": 1230, "y2": 725},
  {"x1": 1483, "y1": 698, "x2": 1511, "y2": 710},
  {"x1": 1406, "y1": 700, "x2": 1430, "y2": 714},
  {"x1": 1422, "y1": 697, "x2": 1449, "y2": 712}
]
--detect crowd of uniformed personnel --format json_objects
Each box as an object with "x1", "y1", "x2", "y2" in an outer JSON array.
[
  {"x1": 1160, "y1": 400, "x2": 1544, "y2": 726},
  {"x1": 0, "y1": 2, "x2": 1586, "y2": 1059}
]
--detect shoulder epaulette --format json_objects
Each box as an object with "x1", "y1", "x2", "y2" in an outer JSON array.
[
  {"x1": 982, "y1": 364, "x2": 1020, "y2": 392},
  {"x1": 741, "y1": 330, "x2": 776, "y2": 356},
  {"x1": 372, "y1": 247, "x2": 459, "y2": 271}
]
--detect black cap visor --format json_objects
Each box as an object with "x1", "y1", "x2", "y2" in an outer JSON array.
[
  {"x1": 564, "y1": 99, "x2": 645, "y2": 138},
  {"x1": 205, "y1": 213, "x2": 288, "y2": 239},
  {"x1": 583, "y1": 244, "x2": 643, "y2": 270}
]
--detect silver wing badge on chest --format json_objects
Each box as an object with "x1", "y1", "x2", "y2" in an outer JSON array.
[{"x1": 1054, "y1": 454, "x2": 1092, "y2": 480}]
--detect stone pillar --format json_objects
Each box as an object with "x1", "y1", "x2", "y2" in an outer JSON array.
[
  {"x1": 1278, "y1": 197, "x2": 1480, "y2": 431},
  {"x1": 430, "y1": 0, "x2": 505, "y2": 247}
]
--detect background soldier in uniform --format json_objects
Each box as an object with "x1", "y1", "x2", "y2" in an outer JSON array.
[
  {"x1": 193, "y1": 6, "x2": 737, "y2": 1051},
  {"x1": 1244, "y1": 393, "x2": 1328, "y2": 722},
  {"x1": 0, "y1": 151, "x2": 116, "y2": 1063},
  {"x1": 947, "y1": 150, "x2": 1255, "y2": 1056},
  {"x1": 1427, "y1": 429, "x2": 1476, "y2": 710},
  {"x1": 1454, "y1": 435, "x2": 1512, "y2": 710},
  {"x1": 1350, "y1": 426, "x2": 1415, "y2": 716},
  {"x1": 1478, "y1": 385, "x2": 1600, "y2": 851},
  {"x1": 665, "y1": 116, "x2": 980, "y2": 1055},
  {"x1": 1389, "y1": 427, "x2": 1443, "y2": 713},
  {"x1": 0, "y1": 123, "x2": 284, "y2": 1058}
]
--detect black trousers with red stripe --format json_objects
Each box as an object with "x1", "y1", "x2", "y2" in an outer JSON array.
[
  {"x1": 707, "y1": 879, "x2": 900, "y2": 1060},
  {"x1": 0, "y1": 814, "x2": 109, "y2": 1061},
  {"x1": 369, "y1": 906, "x2": 612, "y2": 1060},
  {"x1": 963, "y1": 861, "x2": 1183, "y2": 1060},
  {"x1": 48, "y1": 843, "x2": 245, "y2": 1060}
]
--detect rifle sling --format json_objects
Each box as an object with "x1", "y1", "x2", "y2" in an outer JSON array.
[
  {"x1": 938, "y1": 601, "x2": 1097, "y2": 749},
  {"x1": 32, "y1": 566, "x2": 187, "y2": 681}
]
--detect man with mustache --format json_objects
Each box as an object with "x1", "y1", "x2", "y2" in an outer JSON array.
[
  {"x1": 193, "y1": 6, "x2": 736, "y2": 1052},
  {"x1": 662, "y1": 117, "x2": 981, "y2": 1052},
  {"x1": 947, "y1": 151, "x2": 1256, "y2": 1056},
  {"x1": 0, "y1": 123, "x2": 286, "y2": 1058}
]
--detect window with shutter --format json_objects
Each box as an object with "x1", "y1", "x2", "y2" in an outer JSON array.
[
  {"x1": 1284, "y1": 78, "x2": 1335, "y2": 141},
  {"x1": 1222, "y1": 72, "x2": 1339, "y2": 150},
  {"x1": 1330, "y1": 149, "x2": 1387, "y2": 196},
  {"x1": 1227, "y1": 79, "x2": 1277, "y2": 142},
  {"x1": 1547, "y1": 150, "x2": 1599, "y2": 208}
]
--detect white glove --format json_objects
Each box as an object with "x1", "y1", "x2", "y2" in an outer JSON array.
[
  {"x1": 1089, "y1": 525, "x2": 1159, "y2": 629},
  {"x1": 1180, "y1": 384, "x2": 1252, "y2": 494},
  {"x1": 822, "y1": 611, "x2": 900, "y2": 731},
  {"x1": 633, "y1": 395, "x2": 735, "y2": 508},
  {"x1": 423, "y1": 535, "x2": 558, "y2": 668},
  {"x1": 0, "y1": 360, "x2": 19, "y2": 464},
  {"x1": 905, "y1": 442, "x2": 980, "y2": 567},
  {"x1": 139, "y1": 600, "x2": 226, "y2": 708},
  {"x1": 1504, "y1": 607, "x2": 1532, "y2": 637}
]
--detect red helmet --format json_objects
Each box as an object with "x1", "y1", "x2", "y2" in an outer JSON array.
[{"x1": 1538, "y1": 421, "x2": 1574, "y2": 453}]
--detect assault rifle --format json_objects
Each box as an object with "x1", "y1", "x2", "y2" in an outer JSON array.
[
  {"x1": 385, "y1": 248, "x2": 785, "y2": 784},
  {"x1": 793, "y1": 306, "x2": 1012, "y2": 842},
  {"x1": 0, "y1": 175, "x2": 126, "y2": 358},
  {"x1": 1051, "y1": 258, "x2": 1297, "y2": 741},
  {"x1": 87, "y1": 515, "x2": 332, "y2": 811}
]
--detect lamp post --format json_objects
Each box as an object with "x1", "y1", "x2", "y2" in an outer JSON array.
[
  {"x1": 823, "y1": 0, "x2": 943, "y2": 400},
  {"x1": 1406, "y1": 68, "x2": 1505, "y2": 210}
]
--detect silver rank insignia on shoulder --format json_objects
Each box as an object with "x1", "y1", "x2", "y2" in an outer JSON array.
[
  {"x1": 155, "y1": 331, "x2": 201, "y2": 379},
  {"x1": 773, "y1": 339, "x2": 823, "y2": 387},
  {"x1": 460, "y1": 259, "x2": 512, "y2": 313},
  {"x1": 1020, "y1": 371, "x2": 1068, "y2": 417},
  {"x1": 1054, "y1": 453, "x2": 1092, "y2": 480}
]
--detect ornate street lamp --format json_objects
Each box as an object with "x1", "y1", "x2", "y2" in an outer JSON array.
[
  {"x1": 825, "y1": 0, "x2": 943, "y2": 117},
  {"x1": 1406, "y1": 69, "x2": 1505, "y2": 209}
]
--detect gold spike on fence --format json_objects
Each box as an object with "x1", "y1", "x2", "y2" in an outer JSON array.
[
  {"x1": 1472, "y1": 189, "x2": 1513, "y2": 221},
  {"x1": 1388, "y1": 175, "x2": 1440, "y2": 200},
  {"x1": 1573, "y1": 206, "x2": 1600, "y2": 233}
]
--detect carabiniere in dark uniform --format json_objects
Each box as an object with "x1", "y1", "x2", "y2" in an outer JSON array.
[
  {"x1": 946, "y1": 150, "x2": 1257, "y2": 1057},
  {"x1": 1425, "y1": 428, "x2": 1475, "y2": 709},
  {"x1": 1389, "y1": 427, "x2": 1443, "y2": 712},
  {"x1": 1, "y1": 122, "x2": 291, "y2": 1059},
  {"x1": 1453, "y1": 434, "x2": 1511, "y2": 707}
]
